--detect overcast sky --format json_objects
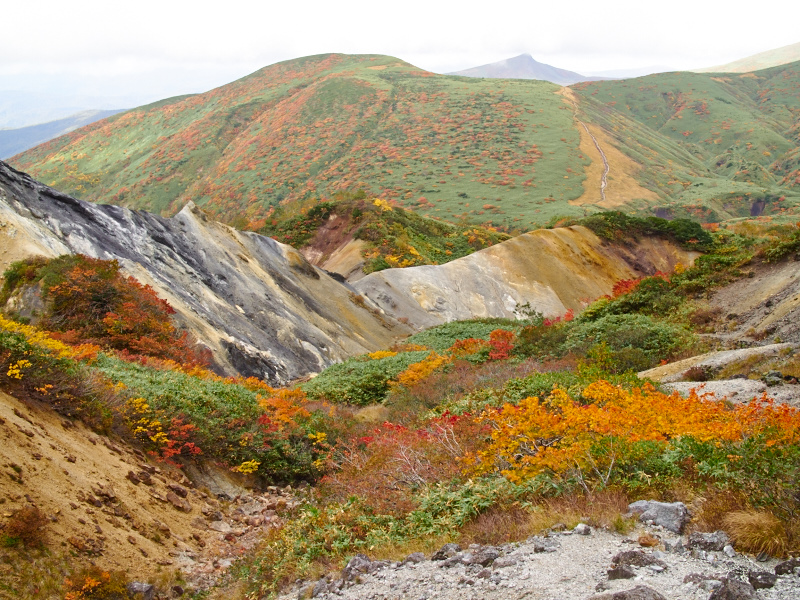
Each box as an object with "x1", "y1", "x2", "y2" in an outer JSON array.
[{"x1": 2, "y1": 0, "x2": 798, "y2": 108}]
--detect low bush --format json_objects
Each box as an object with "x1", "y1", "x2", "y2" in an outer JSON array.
[
  {"x1": 1, "y1": 505, "x2": 48, "y2": 548},
  {"x1": 63, "y1": 566, "x2": 131, "y2": 599},
  {"x1": 96, "y1": 355, "x2": 322, "y2": 482},
  {"x1": 300, "y1": 351, "x2": 428, "y2": 405},
  {"x1": 405, "y1": 319, "x2": 518, "y2": 353},
  {"x1": 565, "y1": 314, "x2": 688, "y2": 368}
]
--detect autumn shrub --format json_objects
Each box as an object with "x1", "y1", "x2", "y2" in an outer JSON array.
[
  {"x1": 0, "y1": 316, "x2": 111, "y2": 429},
  {"x1": 63, "y1": 566, "x2": 131, "y2": 600},
  {"x1": 1, "y1": 505, "x2": 49, "y2": 548},
  {"x1": 469, "y1": 381, "x2": 800, "y2": 507},
  {"x1": 320, "y1": 414, "x2": 486, "y2": 514},
  {"x1": 97, "y1": 355, "x2": 321, "y2": 482},
  {"x1": 761, "y1": 224, "x2": 800, "y2": 262},
  {"x1": 2, "y1": 255, "x2": 209, "y2": 366}
]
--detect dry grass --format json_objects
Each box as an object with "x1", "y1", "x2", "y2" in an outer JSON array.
[
  {"x1": 527, "y1": 490, "x2": 632, "y2": 536},
  {"x1": 723, "y1": 510, "x2": 788, "y2": 557},
  {"x1": 458, "y1": 505, "x2": 538, "y2": 546},
  {"x1": 684, "y1": 488, "x2": 749, "y2": 534}
]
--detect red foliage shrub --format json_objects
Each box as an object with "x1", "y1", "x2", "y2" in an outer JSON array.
[
  {"x1": 488, "y1": 329, "x2": 515, "y2": 360},
  {"x1": 41, "y1": 255, "x2": 208, "y2": 366}
]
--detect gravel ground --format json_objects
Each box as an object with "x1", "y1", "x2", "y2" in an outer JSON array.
[{"x1": 283, "y1": 525, "x2": 800, "y2": 600}]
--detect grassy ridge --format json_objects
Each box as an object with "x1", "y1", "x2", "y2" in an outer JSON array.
[{"x1": 10, "y1": 55, "x2": 800, "y2": 236}]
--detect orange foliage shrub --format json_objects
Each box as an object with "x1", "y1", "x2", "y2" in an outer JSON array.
[
  {"x1": 469, "y1": 381, "x2": 800, "y2": 488},
  {"x1": 393, "y1": 352, "x2": 449, "y2": 388}
]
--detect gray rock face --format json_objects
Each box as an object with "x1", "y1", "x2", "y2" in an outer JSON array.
[
  {"x1": 627, "y1": 500, "x2": 690, "y2": 534},
  {"x1": 0, "y1": 161, "x2": 409, "y2": 383}
]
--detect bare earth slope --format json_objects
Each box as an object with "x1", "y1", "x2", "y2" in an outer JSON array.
[{"x1": 355, "y1": 226, "x2": 698, "y2": 329}]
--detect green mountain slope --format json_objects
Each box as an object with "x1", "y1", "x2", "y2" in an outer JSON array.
[
  {"x1": 10, "y1": 54, "x2": 800, "y2": 228},
  {"x1": 12, "y1": 54, "x2": 590, "y2": 229},
  {"x1": 572, "y1": 62, "x2": 800, "y2": 220}
]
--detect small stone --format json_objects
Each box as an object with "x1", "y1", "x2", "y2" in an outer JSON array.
[
  {"x1": 607, "y1": 565, "x2": 637, "y2": 580},
  {"x1": 166, "y1": 491, "x2": 192, "y2": 513},
  {"x1": 748, "y1": 570, "x2": 777, "y2": 589},
  {"x1": 167, "y1": 483, "x2": 189, "y2": 498},
  {"x1": 723, "y1": 544, "x2": 736, "y2": 558},
  {"x1": 574, "y1": 523, "x2": 591, "y2": 535},
  {"x1": 208, "y1": 520, "x2": 233, "y2": 534},
  {"x1": 431, "y1": 543, "x2": 461, "y2": 561}
]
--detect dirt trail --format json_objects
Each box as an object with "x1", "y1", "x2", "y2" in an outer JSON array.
[{"x1": 579, "y1": 120, "x2": 610, "y2": 202}]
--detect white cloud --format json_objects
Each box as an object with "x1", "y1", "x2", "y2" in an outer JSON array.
[{"x1": 1, "y1": 0, "x2": 798, "y2": 101}]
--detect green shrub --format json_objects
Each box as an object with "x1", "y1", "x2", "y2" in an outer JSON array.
[
  {"x1": 406, "y1": 320, "x2": 518, "y2": 353},
  {"x1": 513, "y1": 321, "x2": 571, "y2": 359},
  {"x1": 576, "y1": 211, "x2": 714, "y2": 251},
  {"x1": 565, "y1": 314, "x2": 688, "y2": 367},
  {"x1": 300, "y1": 351, "x2": 428, "y2": 405}
]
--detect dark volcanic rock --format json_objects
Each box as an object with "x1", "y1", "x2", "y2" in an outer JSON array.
[
  {"x1": 590, "y1": 584, "x2": 669, "y2": 600},
  {"x1": 708, "y1": 577, "x2": 757, "y2": 600},
  {"x1": 0, "y1": 161, "x2": 409, "y2": 383}
]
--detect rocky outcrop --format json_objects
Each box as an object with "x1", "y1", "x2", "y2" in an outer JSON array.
[
  {"x1": 0, "y1": 161, "x2": 410, "y2": 383},
  {"x1": 354, "y1": 226, "x2": 698, "y2": 330}
]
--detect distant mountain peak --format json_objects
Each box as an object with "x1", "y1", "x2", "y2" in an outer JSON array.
[{"x1": 447, "y1": 54, "x2": 608, "y2": 85}]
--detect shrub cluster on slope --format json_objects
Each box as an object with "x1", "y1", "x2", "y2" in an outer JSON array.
[
  {"x1": 2, "y1": 255, "x2": 209, "y2": 365},
  {"x1": 257, "y1": 194, "x2": 510, "y2": 273}
]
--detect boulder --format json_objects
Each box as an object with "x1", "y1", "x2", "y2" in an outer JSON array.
[
  {"x1": 126, "y1": 582, "x2": 154, "y2": 600},
  {"x1": 611, "y1": 550, "x2": 667, "y2": 570},
  {"x1": 688, "y1": 530, "x2": 730, "y2": 551},
  {"x1": 748, "y1": 570, "x2": 777, "y2": 589},
  {"x1": 431, "y1": 543, "x2": 461, "y2": 561},
  {"x1": 775, "y1": 557, "x2": 800, "y2": 575},
  {"x1": 627, "y1": 500, "x2": 690, "y2": 533},
  {"x1": 708, "y1": 578, "x2": 757, "y2": 600},
  {"x1": 589, "y1": 584, "x2": 669, "y2": 600}
]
